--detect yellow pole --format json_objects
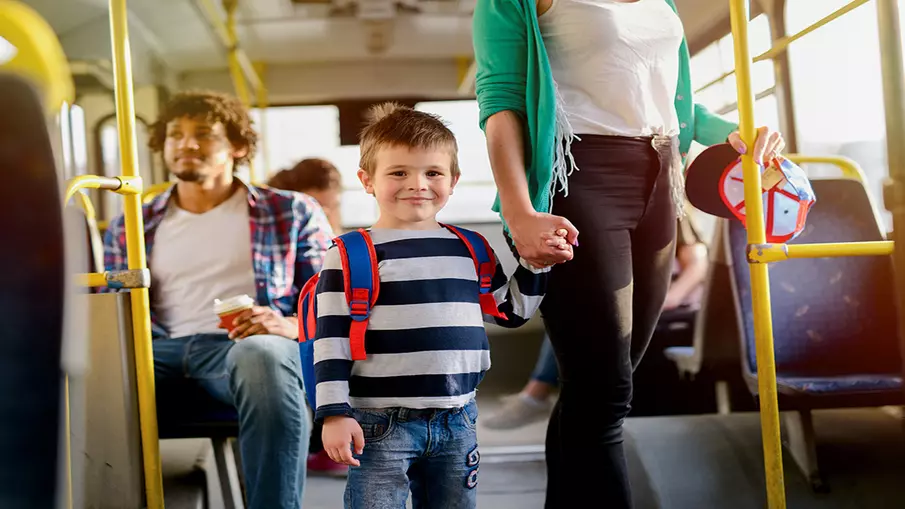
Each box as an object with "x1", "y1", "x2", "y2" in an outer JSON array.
[
  {"x1": 108, "y1": 1, "x2": 164, "y2": 508},
  {"x1": 876, "y1": 0, "x2": 905, "y2": 411},
  {"x1": 64, "y1": 377, "x2": 73, "y2": 509},
  {"x1": 254, "y1": 61, "x2": 269, "y2": 177},
  {"x1": 223, "y1": 0, "x2": 256, "y2": 183},
  {"x1": 729, "y1": 1, "x2": 786, "y2": 507}
]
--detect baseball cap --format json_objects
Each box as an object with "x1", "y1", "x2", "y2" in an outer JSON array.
[{"x1": 685, "y1": 143, "x2": 817, "y2": 243}]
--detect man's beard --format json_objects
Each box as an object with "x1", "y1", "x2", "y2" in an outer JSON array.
[{"x1": 171, "y1": 169, "x2": 202, "y2": 183}]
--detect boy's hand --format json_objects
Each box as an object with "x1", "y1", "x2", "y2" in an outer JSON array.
[{"x1": 322, "y1": 415, "x2": 365, "y2": 466}]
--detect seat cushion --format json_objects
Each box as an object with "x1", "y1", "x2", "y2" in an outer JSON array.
[
  {"x1": 156, "y1": 380, "x2": 238, "y2": 439},
  {"x1": 776, "y1": 374, "x2": 902, "y2": 396}
]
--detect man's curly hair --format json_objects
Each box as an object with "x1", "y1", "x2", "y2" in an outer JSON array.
[{"x1": 148, "y1": 90, "x2": 258, "y2": 167}]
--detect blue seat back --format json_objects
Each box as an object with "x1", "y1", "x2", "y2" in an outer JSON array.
[{"x1": 728, "y1": 179, "x2": 900, "y2": 378}]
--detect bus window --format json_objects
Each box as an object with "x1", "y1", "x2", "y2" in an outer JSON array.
[
  {"x1": 60, "y1": 102, "x2": 73, "y2": 178},
  {"x1": 250, "y1": 105, "x2": 381, "y2": 228},
  {"x1": 690, "y1": 14, "x2": 775, "y2": 118},
  {"x1": 249, "y1": 105, "x2": 341, "y2": 183},
  {"x1": 97, "y1": 116, "x2": 153, "y2": 220},
  {"x1": 786, "y1": 0, "x2": 890, "y2": 228},
  {"x1": 415, "y1": 100, "x2": 499, "y2": 224},
  {"x1": 70, "y1": 104, "x2": 88, "y2": 177}
]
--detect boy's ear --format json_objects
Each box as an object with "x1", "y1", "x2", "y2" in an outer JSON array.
[
  {"x1": 450, "y1": 173, "x2": 460, "y2": 195},
  {"x1": 357, "y1": 168, "x2": 374, "y2": 195}
]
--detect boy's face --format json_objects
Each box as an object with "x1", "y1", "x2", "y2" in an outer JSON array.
[
  {"x1": 359, "y1": 144, "x2": 458, "y2": 229},
  {"x1": 163, "y1": 115, "x2": 246, "y2": 184}
]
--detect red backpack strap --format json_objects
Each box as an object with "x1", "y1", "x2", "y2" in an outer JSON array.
[
  {"x1": 333, "y1": 229, "x2": 380, "y2": 360},
  {"x1": 297, "y1": 274, "x2": 320, "y2": 342},
  {"x1": 441, "y1": 224, "x2": 507, "y2": 321}
]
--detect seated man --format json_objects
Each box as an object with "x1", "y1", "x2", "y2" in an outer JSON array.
[{"x1": 102, "y1": 91, "x2": 333, "y2": 509}]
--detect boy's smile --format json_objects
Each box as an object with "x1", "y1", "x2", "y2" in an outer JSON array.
[{"x1": 359, "y1": 145, "x2": 459, "y2": 230}]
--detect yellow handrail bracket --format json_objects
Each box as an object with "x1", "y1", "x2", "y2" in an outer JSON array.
[
  {"x1": 75, "y1": 269, "x2": 151, "y2": 289},
  {"x1": 65, "y1": 174, "x2": 143, "y2": 204}
]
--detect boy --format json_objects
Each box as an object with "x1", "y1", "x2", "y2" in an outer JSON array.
[{"x1": 312, "y1": 103, "x2": 569, "y2": 508}]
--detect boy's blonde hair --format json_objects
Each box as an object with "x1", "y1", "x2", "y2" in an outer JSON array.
[{"x1": 359, "y1": 102, "x2": 460, "y2": 178}]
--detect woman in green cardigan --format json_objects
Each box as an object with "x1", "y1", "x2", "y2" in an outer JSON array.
[{"x1": 473, "y1": 0, "x2": 784, "y2": 506}]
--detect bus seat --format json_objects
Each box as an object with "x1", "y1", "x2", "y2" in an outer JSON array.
[
  {"x1": 726, "y1": 178, "x2": 902, "y2": 491},
  {"x1": 664, "y1": 218, "x2": 743, "y2": 415},
  {"x1": 156, "y1": 381, "x2": 245, "y2": 509},
  {"x1": 0, "y1": 72, "x2": 67, "y2": 509}
]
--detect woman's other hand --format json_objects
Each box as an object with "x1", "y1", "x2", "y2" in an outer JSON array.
[{"x1": 727, "y1": 126, "x2": 786, "y2": 164}]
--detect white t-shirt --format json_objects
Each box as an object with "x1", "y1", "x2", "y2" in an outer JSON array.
[
  {"x1": 150, "y1": 188, "x2": 257, "y2": 338},
  {"x1": 539, "y1": 0, "x2": 684, "y2": 137}
]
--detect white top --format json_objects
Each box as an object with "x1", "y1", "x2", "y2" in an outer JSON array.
[
  {"x1": 539, "y1": 0, "x2": 684, "y2": 137},
  {"x1": 150, "y1": 187, "x2": 258, "y2": 338}
]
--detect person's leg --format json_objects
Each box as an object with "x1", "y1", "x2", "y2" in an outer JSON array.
[
  {"x1": 483, "y1": 335, "x2": 557, "y2": 430},
  {"x1": 628, "y1": 170, "x2": 678, "y2": 371},
  {"x1": 184, "y1": 333, "x2": 309, "y2": 509},
  {"x1": 409, "y1": 401, "x2": 479, "y2": 509},
  {"x1": 527, "y1": 333, "x2": 559, "y2": 393},
  {"x1": 541, "y1": 226, "x2": 635, "y2": 508},
  {"x1": 344, "y1": 408, "x2": 418, "y2": 509},
  {"x1": 539, "y1": 135, "x2": 667, "y2": 509}
]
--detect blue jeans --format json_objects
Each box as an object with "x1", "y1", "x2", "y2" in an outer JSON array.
[
  {"x1": 530, "y1": 334, "x2": 559, "y2": 387},
  {"x1": 344, "y1": 400, "x2": 481, "y2": 509},
  {"x1": 154, "y1": 334, "x2": 308, "y2": 509}
]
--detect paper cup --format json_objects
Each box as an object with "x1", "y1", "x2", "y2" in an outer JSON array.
[{"x1": 213, "y1": 295, "x2": 255, "y2": 333}]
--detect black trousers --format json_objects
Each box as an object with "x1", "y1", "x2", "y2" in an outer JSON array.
[{"x1": 537, "y1": 135, "x2": 677, "y2": 509}]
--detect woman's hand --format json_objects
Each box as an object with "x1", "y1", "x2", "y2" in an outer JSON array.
[
  {"x1": 506, "y1": 210, "x2": 579, "y2": 269},
  {"x1": 727, "y1": 126, "x2": 786, "y2": 164}
]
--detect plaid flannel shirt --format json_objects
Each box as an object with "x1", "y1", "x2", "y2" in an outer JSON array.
[{"x1": 101, "y1": 181, "x2": 333, "y2": 339}]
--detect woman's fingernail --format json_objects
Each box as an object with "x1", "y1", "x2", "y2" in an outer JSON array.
[{"x1": 572, "y1": 240, "x2": 579, "y2": 247}]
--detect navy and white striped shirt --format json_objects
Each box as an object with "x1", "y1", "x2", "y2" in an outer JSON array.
[{"x1": 312, "y1": 227, "x2": 549, "y2": 421}]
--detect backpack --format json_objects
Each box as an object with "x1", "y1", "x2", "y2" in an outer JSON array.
[{"x1": 297, "y1": 224, "x2": 506, "y2": 410}]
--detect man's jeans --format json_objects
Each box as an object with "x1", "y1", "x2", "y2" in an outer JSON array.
[
  {"x1": 344, "y1": 399, "x2": 481, "y2": 509},
  {"x1": 154, "y1": 333, "x2": 308, "y2": 509}
]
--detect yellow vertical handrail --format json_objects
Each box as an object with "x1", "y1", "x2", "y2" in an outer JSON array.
[
  {"x1": 876, "y1": 0, "x2": 905, "y2": 409},
  {"x1": 729, "y1": 1, "x2": 786, "y2": 508},
  {"x1": 107, "y1": 1, "x2": 164, "y2": 508},
  {"x1": 223, "y1": 0, "x2": 257, "y2": 183},
  {"x1": 254, "y1": 61, "x2": 269, "y2": 177}
]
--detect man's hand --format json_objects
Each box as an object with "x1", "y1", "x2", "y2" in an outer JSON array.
[
  {"x1": 322, "y1": 416, "x2": 365, "y2": 467},
  {"x1": 228, "y1": 306, "x2": 298, "y2": 340}
]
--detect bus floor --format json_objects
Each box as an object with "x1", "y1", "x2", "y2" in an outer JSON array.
[{"x1": 161, "y1": 396, "x2": 905, "y2": 508}]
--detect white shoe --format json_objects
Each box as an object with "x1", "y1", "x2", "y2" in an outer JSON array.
[{"x1": 483, "y1": 394, "x2": 552, "y2": 430}]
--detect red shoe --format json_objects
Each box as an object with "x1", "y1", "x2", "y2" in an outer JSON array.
[{"x1": 307, "y1": 450, "x2": 348, "y2": 477}]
